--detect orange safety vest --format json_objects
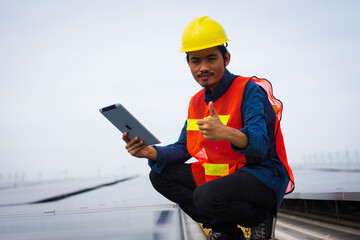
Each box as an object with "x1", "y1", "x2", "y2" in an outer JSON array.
[{"x1": 187, "y1": 76, "x2": 295, "y2": 194}]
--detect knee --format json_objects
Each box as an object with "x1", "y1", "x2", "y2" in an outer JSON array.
[
  {"x1": 149, "y1": 170, "x2": 162, "y2": 190},
  {"x1": 149, "y1": 169, "x2": 173, "y2": 197},
  {"x1": 193, "y1": 183, "x2": 225, "y2": 215}
]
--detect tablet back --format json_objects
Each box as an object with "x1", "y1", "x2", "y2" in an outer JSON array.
[{"x1": 100, "y1": 104, "x2": 161, "y2": 145}]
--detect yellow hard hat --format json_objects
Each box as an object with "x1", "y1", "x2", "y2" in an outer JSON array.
[{"x1": 180, "y1": 16, "x2": 230, "y2": 53}]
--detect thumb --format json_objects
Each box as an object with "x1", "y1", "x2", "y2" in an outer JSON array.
[{"x1": 209, "y1": 101, "x2": 218, "y2": 117}]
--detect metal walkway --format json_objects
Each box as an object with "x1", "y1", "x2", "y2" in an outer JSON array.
[{"x1": 276, "y1": 212, "x2": 360, "y2": 240}]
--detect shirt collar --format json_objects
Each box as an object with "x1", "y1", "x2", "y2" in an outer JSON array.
[{"x1": 204, "y1": 68, "x2": 237, "y2": 104}]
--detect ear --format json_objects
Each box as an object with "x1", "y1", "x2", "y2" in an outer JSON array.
[{"x1": 224, "y1": 52, "x2": 231, "y2": 67}]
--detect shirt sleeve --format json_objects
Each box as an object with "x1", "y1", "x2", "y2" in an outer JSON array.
[
  {"x1": 231, "y1": 80, "x2": 270, "y2": 158},
  {"x1": 148, "y1": 120, "x2": 192, "y2": 174}
]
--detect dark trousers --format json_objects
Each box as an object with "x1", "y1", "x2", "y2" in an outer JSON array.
[{"x1": 149, "y1": 164, "x2": 276, "y2": 232}]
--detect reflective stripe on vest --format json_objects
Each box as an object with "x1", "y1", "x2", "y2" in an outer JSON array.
[
  {"x1": 187, "y1": 115, "x2": 230, "y2": 131},
  {"x1": 203, "y1": 163, "x2": 229, "y2": 176}
]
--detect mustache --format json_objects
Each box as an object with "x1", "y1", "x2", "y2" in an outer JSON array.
[{"x1": 198, "y1": 71, "x2": 214, "y2": 78}]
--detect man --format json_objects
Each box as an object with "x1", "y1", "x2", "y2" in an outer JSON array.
[{"x1": 123, "y1": 16, "x2": 294, "y2": 240}]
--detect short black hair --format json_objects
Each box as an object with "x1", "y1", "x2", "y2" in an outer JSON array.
[{"x1": 186, "y1": 44, "x2": 229, "y2": 63}]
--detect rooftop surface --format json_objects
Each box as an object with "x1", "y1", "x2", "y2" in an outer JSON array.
[
  {"x1": 1, "y1": 164, "x2": 359, "y2": 239},
  {"x1": 0, "y1": 175, "x2": 204, "y2": 240},
  {"x1": 286, "y1": 165, "x2": 360, "y2": 201}
]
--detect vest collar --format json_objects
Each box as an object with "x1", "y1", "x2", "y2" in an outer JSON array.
[{"x1": 204, "y1": 68, "x2": 237, "y2": 104}]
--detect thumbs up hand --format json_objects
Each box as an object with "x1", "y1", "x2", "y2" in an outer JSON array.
[
  {"x1": 209, "y1": 101, "x2": 218, "y2": 118},
  {"x1": 196, "y1": 101, "x2": 226, "y2": 141}
]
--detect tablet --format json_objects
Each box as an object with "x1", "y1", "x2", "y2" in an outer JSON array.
[{"x1": 99, "y1": 104, "x2": 161, "y2": 145}]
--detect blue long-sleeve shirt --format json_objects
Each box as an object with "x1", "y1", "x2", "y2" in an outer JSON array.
[{"x1": 148, "y1": 69, "x2": 289, "y2": 210}]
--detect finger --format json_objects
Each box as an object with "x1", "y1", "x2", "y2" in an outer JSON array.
[
  {"x1": 128, "y1": 144, "x2": 146, "y2": 156},
  {"x1": 128, "y1": 143, "x2": 144, "y2": 154},
  {"x1": 209, "y1": 101, "x2": 218, "y2": 117},
  {"x1": 122, "y1": 131, "x2": 131, "y2": 143},
  {"x1": 197, "y1": 119, "x2": 205, "y2": 126},
  {"x1": 126, "y1": 136, "x2": 141, "y2": 147},
  {"x1": 200, "y1": 131, "x2": 209, "y2": 139},
  {"x1": 126, "y1": 138, "x2": 144, "y2": 152},
  {"x1": 198, "y1": 124, "x2": 206, "y2": 131}
]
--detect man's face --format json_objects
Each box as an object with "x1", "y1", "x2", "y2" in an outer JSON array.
[{"x1": 187, "y1": 47, "x2": 230, "y2": 92}]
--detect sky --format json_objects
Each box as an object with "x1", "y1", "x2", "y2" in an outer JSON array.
[{"x1": 1, "y1": 0, "x2": 359, "y2": 182}]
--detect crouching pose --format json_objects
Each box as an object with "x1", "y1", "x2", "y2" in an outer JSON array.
[{"x1": 123, "y1": 16, "x2": 295, "y2": 240}]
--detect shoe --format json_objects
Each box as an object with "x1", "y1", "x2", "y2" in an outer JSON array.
[
  {"x1": 249, "y1": 211, "x2": 277, "y2": 240},
  {"x1": 207, "y1": 228, "x2": 245, "y2": 240}
]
